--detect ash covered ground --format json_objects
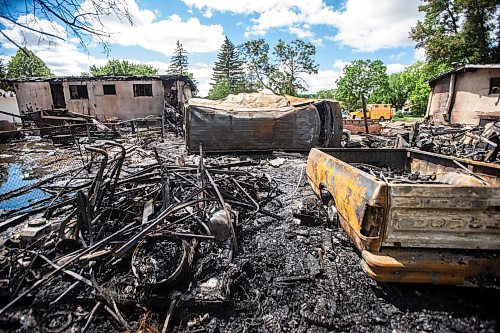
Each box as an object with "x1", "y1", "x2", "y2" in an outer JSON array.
[{"x1": 0, "y1": 134, "x2": 498, "y2": 333}]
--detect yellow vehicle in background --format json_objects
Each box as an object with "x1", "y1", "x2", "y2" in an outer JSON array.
[{"x1": 350, "y1": 104, "x2": 392, "y2": 121}]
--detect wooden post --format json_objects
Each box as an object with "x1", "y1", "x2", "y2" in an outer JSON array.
[
  {"x1": 161, "y1": 109, "x2": 165, "y2": 138},
  {"x1": 361, "y1": 93, "x2": 369, "y2": 134}
]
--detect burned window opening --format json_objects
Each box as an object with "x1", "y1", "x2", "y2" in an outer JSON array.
[
  {"x1": 69, "y1": 85, "x2": 89, "y2": 99},
  {"x1": 133, "y1": 84, "x2": 153, "y2": 97},
  {"x1": 50, "y1": 83, "x2": 66, "y2": 108},
  {"x1": 103, "y1": 84, "x2": 116, "y2": 95},
  {"x1": 489, "y1": 78, "x2": 500, "y2": 94}
]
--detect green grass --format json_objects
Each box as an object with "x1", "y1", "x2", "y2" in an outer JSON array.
[{"x1": 392, "y1": 115, "x2": 423, "y2": 122}]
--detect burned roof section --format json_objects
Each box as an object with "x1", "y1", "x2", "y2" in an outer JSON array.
[
  {"x1": 428, "y1": 64, "x2": 500, "y2": 85},
  {"x1": 6, "y1": 74, "x2": 197, "y2": 91}
]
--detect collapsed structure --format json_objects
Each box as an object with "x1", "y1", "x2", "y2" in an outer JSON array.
[
  {"x1": 426, "y1": 64, "x2": 500, "y2": 125},
  {"x1": 9, "y1": 75, "x2": 196, "y2": 124}
]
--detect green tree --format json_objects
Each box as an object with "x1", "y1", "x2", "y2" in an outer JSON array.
[
  {"x1": 7, "y1": 48, "x2": 53, "y2": 78},
  {"x1": 335, "y1": 60, "x2": 388, "y2": 111},
  {"x1": 210, "y1": 36, "x2": 245, "y2": 95},
  {"x1": 241, "y1": 39, "x2": 319, "y2": 96},
  {"x1": 315, "y1": 89, "x2": 337, "y2": 99},
  {"x1": 273, "y1": 39, "x2": 319, "y2": 95},
  {"x1": 0, "y1": 59, "x2": 10, "y2": 90},
  {"x1": 410, "y1": 0, "x2": 499, "y2": 67},
  {"x1": 240, "y1": 39, "x2": 271, "y2": 92},
  {"x1": 373, "y1": 61, "x2": 452, "y2": 116},
  {"x1": 168, "y1": 40, "x2": 189, "y2": 76},
  {"x1": 405, "y1": 61, "x2": 451, "y2": 115},
  {"x1": 384, "y1": 72, "x2": 409, "y2": 111},
  {"x1": 208, "y1": 78, "x2": 232, "y2": 100},
  {"x1": 87, "y1": 59, "x2": 157, "y2": 76}
]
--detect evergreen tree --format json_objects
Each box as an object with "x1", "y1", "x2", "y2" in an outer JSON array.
[
  {"x1": 211, "y1": 36, "x2": 244, "y2": 92},
  {"x1": 168, "y1": 40, "x2": 189, "y2": 76},
  {"x1": 7, "y1": 48, "x2": 53, "y2": 78}
]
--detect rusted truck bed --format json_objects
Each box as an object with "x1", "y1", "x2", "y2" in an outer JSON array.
[
  {"x1": 307, "y1": 148, "x2": 500, "y2": 285},
  {"x1": 342, "y1": 119, "x2": 382, "y2": 134}
]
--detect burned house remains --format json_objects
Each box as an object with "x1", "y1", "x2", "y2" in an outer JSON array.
[
  {"x1": 426, "y1": 64, "x2": 500, "y2": 125},
  {"x1": 10, "y1": 75, "x2": 196, "y2": 125}
]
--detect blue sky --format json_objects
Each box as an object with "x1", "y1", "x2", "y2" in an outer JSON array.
[{"x1": 0, "y1": 0, "x2": 425, "y2": 96}]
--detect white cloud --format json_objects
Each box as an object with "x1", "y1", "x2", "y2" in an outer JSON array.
[
  {"x1": 1, "y1": 0, "x2": 225, "y2": 58},
  {"x1": 203, "y1": 9, "x2": 213, "y2": 18},
  {"x1": 0, "y1": 14, "x2": 67, "y2": 50},
  {"x1": 38, "y1": 46, "x2": 103, "y2": 76},
  {"x1": 78, "y1": 0, "x2": 225, "y2": 55},
  {"x1": 190, "y1": 62, "x2": 213, "y2": 97},
  {"x1": 183, "y1": 0, "x2": 422, "y2": 52},
  {"x1": 288, "y1": 26, "x2": 314, "y2": 39},
  {"x1": 310, "y1": 38, "x2": 323, "y2": 47},
  {"x1": 181, "y1": 0, "x2": 310, "y2": 15},
  {"x1": 96, "y1": 14, "x2": 223, "y2": 55},
  {"x1": 386, "y1": 63, "x2": 408, "y2": 74},
  {"x1": 332, "y1": 60, "x2": 348, "y2": 71},
  {"x1": 390, "y1": 51, "x2": 407, "y2": 61},
  {"x1": 414, "y1": 47, "x2": 426, "y2": 61},
  {"x1": 249, "y1": 8, "x2": 300, "y2": 36},
  {"x1": 143, "y1": 60, "x2": 169, "y2": 73},
  {"x1": 303, "y1": 69, "x2": 342, "y2": 93},
  {"x1": 328, "y1": 0, "x2": 422, "y2": 52}
]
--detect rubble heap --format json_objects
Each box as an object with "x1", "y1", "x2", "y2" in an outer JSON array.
[{"x1": 0, "y1": 138, "x2": 283, "y2": 332}]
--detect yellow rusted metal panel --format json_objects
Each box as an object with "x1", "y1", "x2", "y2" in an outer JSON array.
[{"x1": 361, "y1": 249, "x2": 500, "y2": 285}]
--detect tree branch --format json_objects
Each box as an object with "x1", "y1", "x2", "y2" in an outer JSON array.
[{"x1": 0, "y1": 14, "x2": 65, "y2": 41}]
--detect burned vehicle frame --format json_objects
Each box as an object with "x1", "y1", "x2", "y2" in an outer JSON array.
[{"x1": 307, "y1": 147, "x2": 500, "y2": 285}]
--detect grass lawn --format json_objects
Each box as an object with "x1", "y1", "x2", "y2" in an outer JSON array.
[{"x1": 392, "y1": 116, "x2": 424, "y2": 122}]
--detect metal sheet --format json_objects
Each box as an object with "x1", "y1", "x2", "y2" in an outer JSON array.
[
  {"x1": 306, "y1": 148, "x2": 387, "y2": 252},
  {"x1": 385, "y1": 184, "x2": 500, "y2": 249},
  {"x1": 186, "y1": 104, "x2": 321, "y2": 152},
  {"x1": 361, "y1": 248, "x2": 500, "y2": 285}
]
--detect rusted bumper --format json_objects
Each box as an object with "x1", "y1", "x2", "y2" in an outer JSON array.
[{"x1": 361, "y1": 249, "x2": 500, "y2": 285}]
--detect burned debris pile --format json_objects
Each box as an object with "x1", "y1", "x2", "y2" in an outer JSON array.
[
  {"x1": 351, "y1": 163, "x2": 443, "y2": 184},
  {"x1": 409, "y1": 122, "x2": 500, "y2": 162},
  {"x1": 0, "y1": 139, "x2": 283, "y2": 332},
  {"x1": 347, "y1": 121, "x2": 500, "y2": 164}
]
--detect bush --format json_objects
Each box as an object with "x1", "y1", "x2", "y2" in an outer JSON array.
[{"x1": 393, "y1": 111, "x2": 405, "y2": 119}]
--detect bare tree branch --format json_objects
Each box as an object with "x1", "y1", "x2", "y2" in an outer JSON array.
[
  {"x1": 0, "y1": 14, "x2": 65, "y2": 40},
  {"x1": 0, "y1": 30, "x2": 28, "y2": 54},
  {"x1": 0, "y1": 0, "x2": 133, "y2": 54}
]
